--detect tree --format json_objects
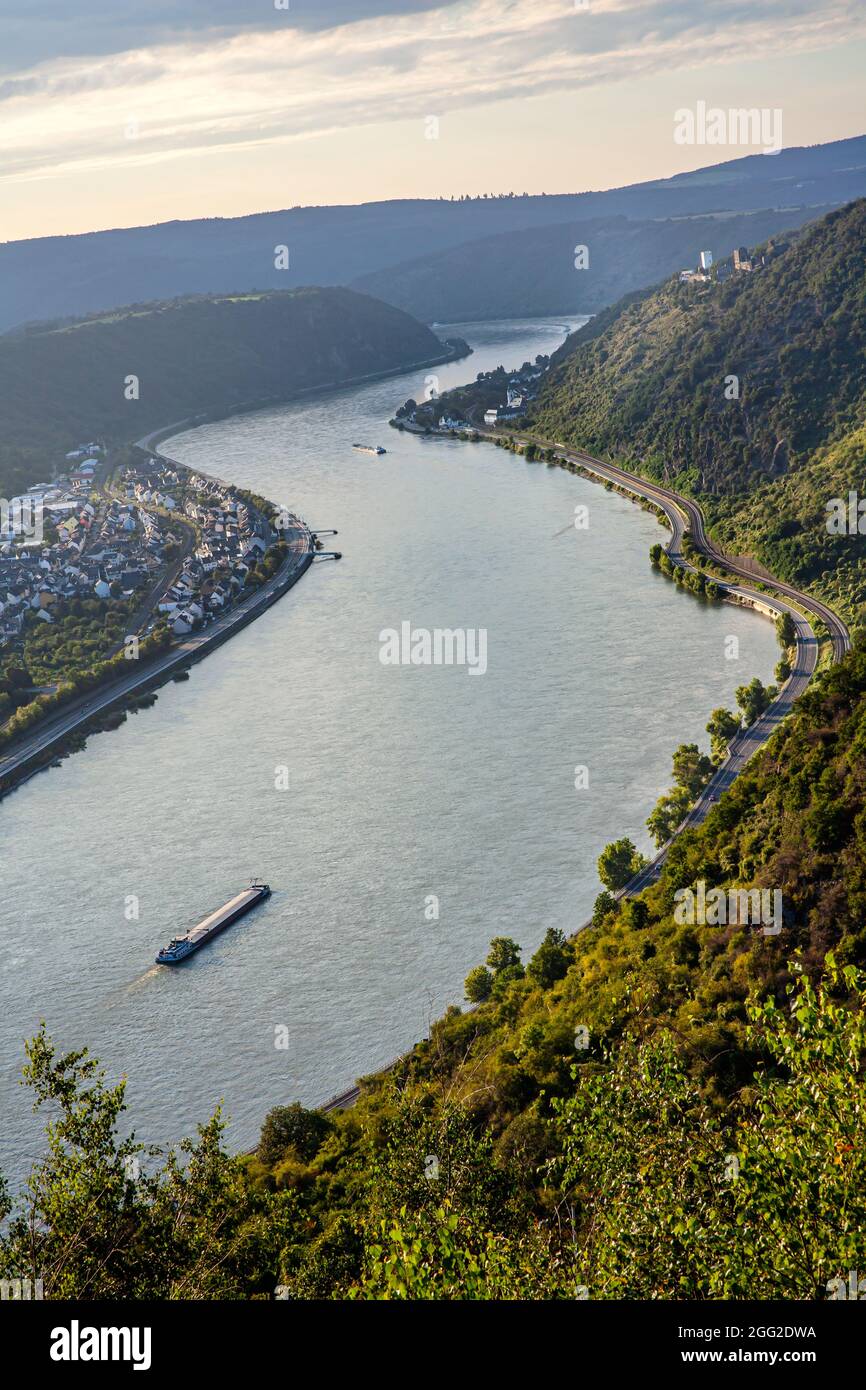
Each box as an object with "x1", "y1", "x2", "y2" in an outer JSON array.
[
  {"x1": 671, "y1": 743, "x2": 714, "y2": 798},
  {"x1": 258, "y1": 1102, "x2": 331, "y2": 1167},
  {"x1": 527, "y1": 928, "x2": 571, "y2": 989},
  {"x1": 647, "y1": 786, "x2": 691, "y2": 847},
  {"x1": 706, "y1": 707, "x2": 740, "y2": 764},
  {"x1": 0, "y1": 1027, "x2": 297, "y2": 1299},
  {"x1": 736, "y1": 676, "x2": 776, "y2": 726},
  {"x1": 486, "y1": 938, "x2": 522, "y2": 974},
  {"x1": 597, "y1": 837, "x2": 646, "y2": 892},
  {"x1": 591, "y1": 891, "x2": 617, "y2": 927},
  {"x1": 620, "y1": 898, "x2": 649, "y2": 930},
  {"x1": 552, "y1": 957, "x2": 866, "y2": 1299},
  {"x1": 350, "y1": 1099, "x2": 565, "y2": 1299},
  {"x1": 464, "y1": 965, "x2": 493, "y2": 1003},
  {"x1": 491, "y1": 963, "x2": 526, "y2": 999},
  {"x1": 776, "y1": 611, "x2": 797, "y2": 647}
]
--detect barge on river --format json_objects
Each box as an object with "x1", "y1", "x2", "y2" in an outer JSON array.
[{"x1": 156, "y1": 882, "x2": 271, "y2": 964}]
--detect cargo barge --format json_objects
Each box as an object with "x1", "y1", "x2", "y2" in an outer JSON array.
[{"x1": 156, "y1": 882, "x2": 271, "y2": 964}]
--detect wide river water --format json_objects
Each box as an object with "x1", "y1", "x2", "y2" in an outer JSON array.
[{"x1": 1, "y1": 316, "x2": 778, "y2": 1183}]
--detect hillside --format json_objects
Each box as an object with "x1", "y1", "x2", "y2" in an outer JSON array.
[
  {"x1": 0, "y1": 288, "x2": 453, "y2": 496},
  {"x1": 350, "y1": 205, "x2": 831, "y2": 322},
  {"x1": 528, "y1": 199, "x2": 866, "y2": 619},
  {"x1": 1, "y1": 135, "x2": 865, "y2": 332}
]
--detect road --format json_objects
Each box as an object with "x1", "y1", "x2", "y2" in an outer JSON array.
[
  {"x1": 526, "y1": 439, "x2": 850, "y2": 907},
  {"x1": 312, "y1": 433, "x2": 853, "y2": 1117}
]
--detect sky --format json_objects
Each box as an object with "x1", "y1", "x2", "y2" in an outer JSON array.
[{"x1": 1, "y1": 0, "x2": 865, "y2": 242}]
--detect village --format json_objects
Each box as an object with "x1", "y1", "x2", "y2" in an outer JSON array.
[
  {"x1": 0, "y1": 443, "x2": 281, "y2": 656},
  {"x1": 393, "y1": 354, "x2": 549, "y2": 435}
]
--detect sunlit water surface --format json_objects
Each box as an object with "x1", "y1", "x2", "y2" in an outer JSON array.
[{"x1": 0, "y1": 317, "x2": 777, "y2": 1182}]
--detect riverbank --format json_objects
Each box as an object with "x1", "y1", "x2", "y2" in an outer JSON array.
[
  {"x1": 136, "y1": 338, "x2": 472, "y2": 458},
  {"x1": 295, "y1": 417, "x2": 848, "y2": 1120},
  {"x1": 0, "y1": 331, "x2": 462, "y2": 799},
  {"x1": 0, "y1": 510, "x2": 315, "y2": 803}
]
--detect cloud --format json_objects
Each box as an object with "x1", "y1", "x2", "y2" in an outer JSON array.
[
  {"x1": 1, "y1": 0, "x2": 864, "y2": 191},
  {"x1": 0, "y1": 0, "x2": 457, "y2": 73}
]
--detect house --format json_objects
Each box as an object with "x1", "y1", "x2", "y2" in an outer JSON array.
[{"x1": 484, "y1": 408, "x2": 502, "y2": 426}]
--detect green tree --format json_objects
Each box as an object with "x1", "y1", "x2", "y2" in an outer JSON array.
[
  {"x1": 552, "y1": 957, "x2": 866, "y2": 1299},
  {"x1": 486, "y1": 938, "x2": 522, "y2": 974},
  {"x1": 736, "y1": 676, "x2": 776, "y2": 726},
  {"x1": 591, "y1": 891, "x2": 617, "y2": 927},
  {"x1": 671, "y1": 743, "x2": 714, "y2": 798},
  {"x1": 0, "y1": 1027, "x2": 297, "y2": 1299},
  {"x1": 706, "y1": 707, "x2": 740, "y2": 764},
  {"x1": 527, "y1": 928, "x2": 571, "y2": 989},
  {"x1": 647, "y1": 786, "x2": 691, "y2": 847},
  {"x1": 620, "y1": 898, "x2": 649, "y2": 930},
  {"x1": 464, "y1": 965, "x2": 493, "y2": 1003},
  {"x1": 258, "y1": 1103, "x2": 331, "y2": 1168},
  {"x1": 776, "y1": 611, "x2": 797, "y2": 647},
  {"x1": 350, "y1": 1097, "x2": 567, "y2": 1300},
  {"x1": 597, "y1": 837, "x2": 646, "y2": 892},
  {"x1": 490, "y1": 963, "x2": 525, "y2": 999},
  {"x1": 553, "y1": 1030, "x2": 726, "y2": 1299}
]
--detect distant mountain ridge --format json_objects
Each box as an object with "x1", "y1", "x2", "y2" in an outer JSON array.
[
  {"x1": 1, "y1": 134, "x2": 864, "y2": 332},
  {"x1": 0, "y1": 288, "x2": 453, "y2": 498},
  {"x1": 349, "y1": 205, "x2": 836, "y2": 322}
]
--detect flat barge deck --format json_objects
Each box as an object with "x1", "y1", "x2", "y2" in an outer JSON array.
[{"x1": 156, "y1": 882, "x2": 270, "y2": 964}]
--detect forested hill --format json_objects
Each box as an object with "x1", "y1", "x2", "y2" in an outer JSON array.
[
  {"x1": 349, "y1": 204, "x2": 831, "y2": 323},
  {"x1": 531, "y1": 199, "x2": 866, "y2": 495},
  {"x1": 0, "y1": 288, "x2": 451, "y2": 496}
]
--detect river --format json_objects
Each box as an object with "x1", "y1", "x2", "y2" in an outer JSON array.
[{"x1": 0, "y1": 316, "x2": 778, "y2": 1183}]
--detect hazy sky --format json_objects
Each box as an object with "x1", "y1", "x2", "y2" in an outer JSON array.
[{"x1": 1, "y1": 0, "x2": 865, "y2": 242}]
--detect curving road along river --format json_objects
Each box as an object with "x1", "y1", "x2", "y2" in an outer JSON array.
[
  {"x1": 315, "y1": 432, "x2": 853, "y2": 1113},
  {"x1": 530, "y1": 439, "x2": 850, "y2": 905},
  {"x1": 229, "y1": 414, "x2": 848, "y2": 969}
]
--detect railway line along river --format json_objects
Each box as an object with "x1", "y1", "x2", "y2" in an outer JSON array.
[{"x1": 0, "y1": 316, "x2": 779, "y2": 1184}]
